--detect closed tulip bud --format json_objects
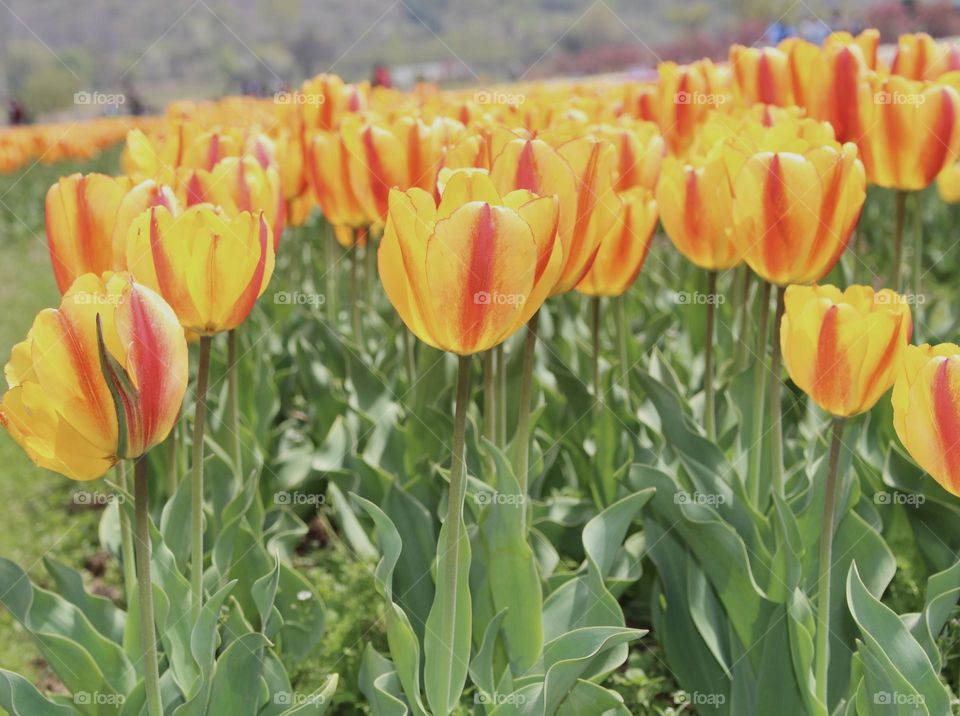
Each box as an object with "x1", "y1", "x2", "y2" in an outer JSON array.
[
  {"x1": 855, "y1": 73, "x2": 960, "y2": 190},
  {"x1": 378, "y1": 169, "x2": 561, "y2": 355},
  {"x1": 782, "y1": 284, "x2": 912, "y2": 417},
  {"x1": 341, "y1": 115, "x2": 410, "y2": 226},
  {"x1": 575, "y1": 187, "x2": 657, "y2": 297},
  {"x1": 310, "y1": 130, "x2": 369, "y2": 247},
  {"x1": 730, "y1": 45, "x2": 793, "y2": 107},
  {"x1": 726, "y1": 125, "x2": 865, "y2": 285},
  {"x1": 180, "y1": 155, "x2": 285, "y2": 250},
  {"x1": 0, "y1": 272, "x2": 188, "y2": 480},
  {"x1": 490, "y1": 136, "x2": 619, "y2": 294},
  {"x1": 126, "y1": 204, "x2": 275, "y2": 335},
  {"x1": 111, "y1": 180, "x2": 179, "y2": 274},
  {"x1": 593, "y1": 121, "x2": 665, "y2": 193},
  {"x1": 656, "y1": 60, "x2": 727, "y2": 154},
  {"x1": 46, "y1": 173, "x2": 130, "y2": 294},
  {"x1": 657, "y1": 154, "x2": 740, "y2": 271},
  {"x1": 892, "y1": 343, "x2": 960, "y2": 495}
]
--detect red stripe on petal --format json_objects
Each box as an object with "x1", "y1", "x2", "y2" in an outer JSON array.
[
  {"x1": 812, "y1": 305, "x2": 848, "y2": 410},
  {"x1": 934, "y1": 358, "x2": 960, "y2": 492},
  {"x1": 459, "y1": 203, "x2": 497, "y2": 349}
]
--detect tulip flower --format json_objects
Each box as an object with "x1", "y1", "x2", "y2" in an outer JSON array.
[
  {"x1": 779, "y1": 283, "x2": 911, "y2": 708},
  {"x1": 893, "y1": 343, "x2": 960, "y2": 497},
  {"x1": 126, "y1": 204, "x2": 275, "y2": 336},
  {"x1": 378, "y1": 169, "x2": 560, "y2": 356},
  {"x1": 490, "y1": 135, "x2": 619, "y2": 295},
  {"x1": 938, "y1": 161, "x2": 960, "y2": 204},
  {"x1": 593, "y1": 121, "x2": 664, "y2": 193},
  {"x1": 0, "y1": 271, "x2": 188, "y2": 480},
  {"x1": 855, "y1": 73, "x2": 960, "y2": 191},
  {"x1": 46, "y1": 173, "x2": 130, "y2": 294},
  {"x1": 891, "y1": 33, "x2": 960, "y2": 82},
  {"x1": 575, "y1": 187, "x2": 657, "y2": 298},
  {"x1": 781, "y1": 284, "x2": 913, "y2": 418},
  {"x1": 180, "y1": 155, "x2": 285, "y2": 250},
  {"x1": 729, "y1": 45, "x2": 793, "y2": 107},
  {"x1": 654, "y1": 60, "x2": 727, "y2": 155}
]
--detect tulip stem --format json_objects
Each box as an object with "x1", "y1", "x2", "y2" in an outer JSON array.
[
  {"x1": 164, "y1": 425, "x2": 178, "y2": 497},
  {"x1": 366, "y1": 237, "x2": 376, "y2": 304},
  {"x1": 351, "y1": 240, "x2": 363, "y2": 347},
  {"x1": 615, "y1": 294, "x2": 631, "y2": 412},
  {"x1": 891, "y1": 190, "x2": 907, "y2": 291},
  {"x1": 769, "y1": 285, "x2": 786, "y2": 497},
  {"x1": 735, "y1": 266, "x2": 752, "y2": 372},
  {"x1": 134, "y1": 457, "x2": 163, "y2": 716},
  {"x1": 515, "y1": 311, "x2": 540, "y2": 501},
  {"x1": 403, "y1": 328, "x2": 417, "y2": 399},
  {"x1": 591, "y1": 297, "x2": 601, "y2": 404},
  {"x1": 482, "y1": 351, "x2": 496, "y2": 447},
  {"x1": 815, "y1": 417, "x2": 846, "y2": 709},
  {"x1": 747, "y1": 280, "x2": 771, "y2": 505},
  {"x1": 190, "y1": 336, "x2": 212, "y2": 623},
  {"x1": 116, "y1": 462, "x2": 137, "y2": 605},
  {"x1": 226, "y1": 329, "x2": 243, "y2": 487},
  {"x1": 704, "y1": 271, "x2": 717, "y2": 441},
  {"x1": 325, "y1": 222, "x2": 338, "y2": 324},
  {"x1": 912, "y1": 190, "x2": 924, "y2": 304},
  {"x1": 496, "y1": 344, "x2": 507, "y2": 447}
]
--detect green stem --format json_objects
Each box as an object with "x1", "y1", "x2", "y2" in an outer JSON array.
[
  {"x1": 735, "y1": 266, "x2": 752, "y2": 372},
  {"x1": 515, "y1": 311, "x2": 539, "y2": 498},
  {"x1": 190, "y1": 336, "x2": 212, "y2": 623},
  {"x1": 134, "y1": 457, "x2": 163, "y2": 716},
  {"x1": 815, "y1": 418, "x2": 846, "y2": 708},
  {"x1": 164, "y1": 421, "x2": 178, "y2": 497},
  {"x1": 704, "y1": 271, "x2": 717, "y2": 441},
  {"x1": 116, "y1": 462, "x2": 137, "y2": 604},
  {"x1": 591, "y1": 297, "x2": 601, "y2": 403},
  {"x1": 226, "y1": 328, "x2": 242, "y2": 487},
  {"x1": 325, "y1": 223, "x2": 338, "y2": 323},
  {"x1": 615, "y1": 294, "x2": 631, "y2": 412},
  {"x1": 351, "y1": 240, "x2": 362, "y2": 346},
  {"x1": 403, "y1": 328, "x2": 417, "y2": 397},
  {"x1": 482, "y1": 351, "x2": 496, "y2": 445},
  {"x1": 747, "y1": 280, "x2": 771, "y2": 505},
  {"x1": 769, "y1": 285, "x2": 786, "y2": 497},
  {"x1": 496, "y1": 344, "x2": 507, "y2": 447},
  {"x1": 366, "y1": 236, "x2": 376, "y2": 304},
  {"x1": 891, "y1": 190, "x2": 907, "y2": 292},
  {"x1": 912, "y1": 190, "x2": 923, "y2": 302}
]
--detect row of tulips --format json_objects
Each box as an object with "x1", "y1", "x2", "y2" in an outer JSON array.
[{"x1": 3, "y1": 26, "x2": 960, "y2": 716}]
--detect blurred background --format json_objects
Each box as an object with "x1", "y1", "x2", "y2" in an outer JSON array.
[{"x1": 0, "y1": 0, "x2": 956, "y2": 122}]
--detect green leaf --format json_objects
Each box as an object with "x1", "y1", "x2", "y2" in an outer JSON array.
[
  {"x1": 358, "y1": 645, "x2": 410, "y2": 716},
  {"x1": 43, "y1": 557, "x2": 125, "y2": 645},
  {"x1": 277, "y1": 674, "x2": 339, "y2": 715},
  {"x1": 204, "y1": 633, "x2": 270, "y2": 716},
  {"x1": 0, "y1": 669, "x2": 76, "y2": 715}
]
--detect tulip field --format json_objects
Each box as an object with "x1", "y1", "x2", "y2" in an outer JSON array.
[{"x1": 7, "y1": 27, "x2": 960, "y2": 716}]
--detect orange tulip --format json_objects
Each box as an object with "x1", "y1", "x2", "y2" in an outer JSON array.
[
  {"x1": 490, "y1": 135, "x2": 619, "y2": 294},
  {"x1": 724, "y1": 120, "x2": 865, "y2": 285},
  {"x1": 781, "y1": 284, "x2": 912, "y2": 417},
  {"x1": 657, "y1": 154, "x2": 740, "y2": 271},
  {"x1": 891, "y1": 33, "x2": 960, "y2": 82},
  {"x1": 937, "y1": 161, "x2": 960, "y2": 203},
  {"x1": 655, "y1": 60, "x2": 728, "y2": 154},
  {"x1": 892, "y1": 343, "x2": 960, "y2": 495},
  {"x1": 378, "y1": 169, "x2": 561, "y2": 355},
  {"x1": 180, "y1": 155, "x2": 285, "y2": 250},
  {"x1": 855, "y1": 73, "x2": 960, "y2": 190},
  {"x1": 310, "y1": 130, "x2": 369, "y2": 246},
  {"x1": 0, "y1": 272, "x2": 188, "y2": 480},
  {"x1": 125, "y1": 204, "x2": 275, "y2": 335},
  {"x1": 575, "y1": 187, "x2": 657, "y2": 297},
  {"x1": 730, "y1": 45, "x2": 793, "y2": 107},
  {"x1": 593, "y1": 121, "x2": 665, "y2": 193}
]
